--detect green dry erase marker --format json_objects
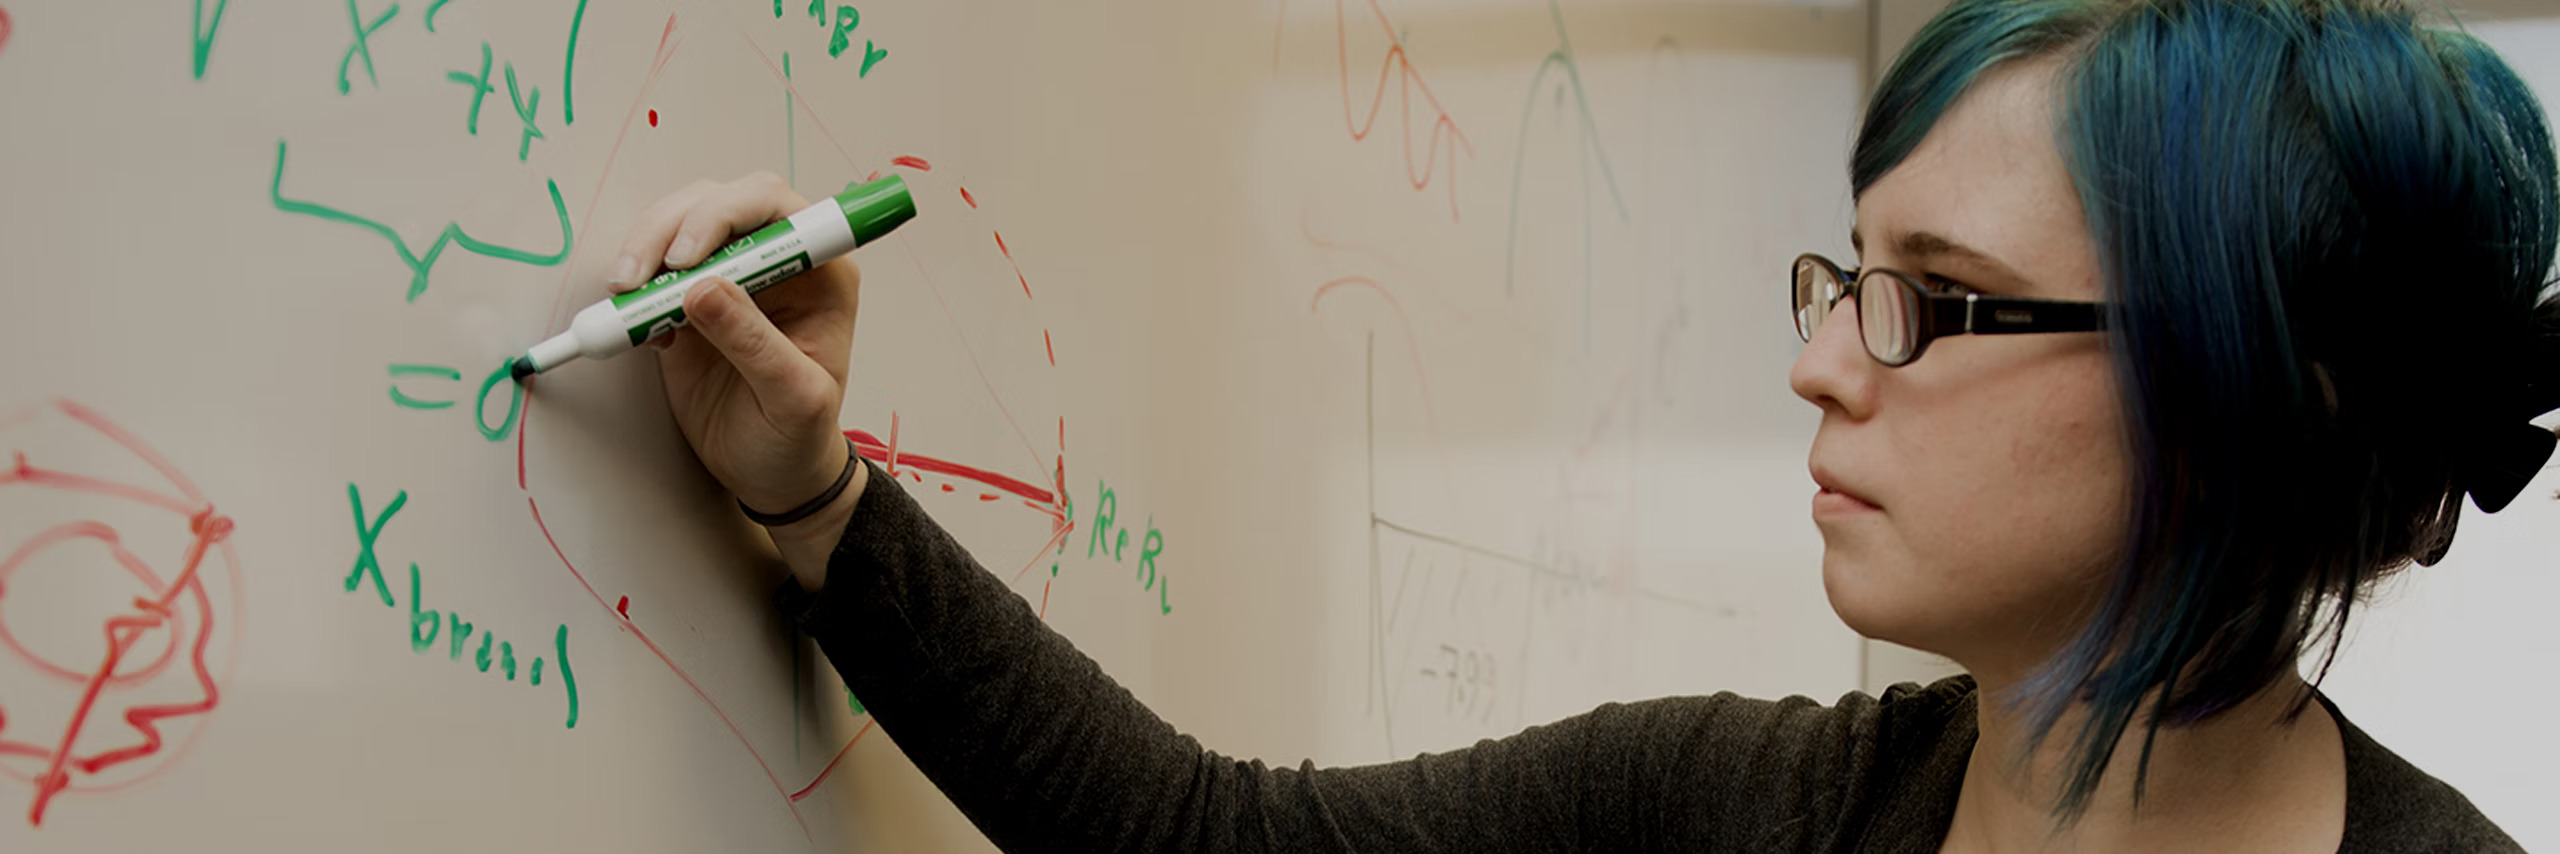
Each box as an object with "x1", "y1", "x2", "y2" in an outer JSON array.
[{"x1": 511, "y1": 175, "x2": 916, "y2": 380}]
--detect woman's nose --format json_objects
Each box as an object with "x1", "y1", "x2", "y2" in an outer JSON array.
[{"x1": 1789, "y1": 295, "x2": 1878, "y2": 418}]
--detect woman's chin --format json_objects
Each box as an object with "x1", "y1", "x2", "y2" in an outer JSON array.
[{"x1": 1819, "y1": 550, "x2": 1938, "y2": 650}]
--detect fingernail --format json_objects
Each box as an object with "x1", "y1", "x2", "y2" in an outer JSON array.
[
  {"x1": 686, "y1": 277, "x2": 722, "y2": 305},
  {"x1": 666, "y1": 237, "x2": 701, "y2": 266},
  {"x1": 608, "y1": 256, "x2": 640, "y2": 286}
]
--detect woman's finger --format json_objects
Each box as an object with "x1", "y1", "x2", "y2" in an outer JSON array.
[
  {"x1": 682, "y1": 276, "x2": 838, "y2": 434},
  {"x1": 608, "y1": 179, "x2": 718, "y2": 293},
  {"x1": 665, "y1": 172, "x2": 806, "y2": 269}
]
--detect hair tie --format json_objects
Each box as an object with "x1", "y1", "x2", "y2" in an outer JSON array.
[
  {"x1": 739, "y1": 436, "x2": 860, "y2": 527},
  {"x1": 2446, "y1": 332, "x2": 2560, "y2": 513}
]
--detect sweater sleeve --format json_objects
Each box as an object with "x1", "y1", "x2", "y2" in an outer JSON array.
[{"x1": 772, "y1": 460, "x2": 1926, "y2": 853}]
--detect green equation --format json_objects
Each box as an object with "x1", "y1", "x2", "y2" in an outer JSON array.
[
  {"x1": 1070, "y1": 478, "x2": 1169, "y2": 615},
  {"x1": 343, "y1": 484, "x2": 582, "y2": 729},
  {"x1": 385, "y1": 361, "x2": 525, "y2": 441}
]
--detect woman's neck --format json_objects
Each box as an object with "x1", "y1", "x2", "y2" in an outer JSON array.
[{"x1": 1941, "y1": 668, "x2": 2347, "y2": 853}]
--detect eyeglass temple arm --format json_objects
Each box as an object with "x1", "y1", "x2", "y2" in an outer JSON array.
[{"x1": 1926, "y1": 293, "x2": 2109, "y2": 337}]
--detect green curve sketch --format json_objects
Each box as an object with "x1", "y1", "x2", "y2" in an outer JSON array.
[{"x1": 1503, "y1": 0, "x2": 1631, "y2": 349}]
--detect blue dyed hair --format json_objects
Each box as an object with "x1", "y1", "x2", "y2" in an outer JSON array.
[{"x1": 1856, "y1": 0, "x2": 2559, "y2": 819}]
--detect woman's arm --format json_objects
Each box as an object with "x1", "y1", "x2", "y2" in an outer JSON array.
[{"x1": 776, "y1": 458, "x2": 1658, "y2": 852}]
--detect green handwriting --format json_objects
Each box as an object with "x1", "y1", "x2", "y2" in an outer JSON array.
[
  {"x1": 562, "y1": 0, "x2": 589, "y2": 125},
  {"x1": 785, "y1": 52, "x2": 795, "y2": 186},
  {"x1": 827, "y1": 7, "x2": 859, "y2": 58},
  {"x1": 449, "y1": 42, "x2": 548, "y2": 160},
  {"x1": 1082, "y1": 480, "x2": 1170, "y2": 615},
  {"x1": 341, "y1": 484, "x2": 582, "y2": 729},
  {"x1": 772, "y1": 1, "x2": 885, "y2": 76},
  {"x1": 476, "y1": 358, "x2": 523, "y2": 440},
  {"x1": 1087, "y1": 482, "x2": 1120, "y2": 560},
  {"x1": 555, "y1": 625, "x2": 580, "y2": 728},
  {"x1": 192, "y1": 0, "x2": 232, "y2": 80},
  {"x1": 344, "y1": 483, "x2": 406, "y2": 607},
  {"x1": 388, "y1": 364, "x2": 462, "y2": 409},
  {"x1": 446, "y1": 42, "x2": 495, "y2": 136},
  {"x1": 269, "y1": 139, "x2": 573, "y2": 302},
  {"x1": 1139, "y1": 520, "x2": 1167, "y2": 615},
  {"x1": 338, "y1": 1, "x2": 401, "y2": 95},
  {"x1": 424, "y1": 0, "x2": 453, "y2": 32},
  {"x1": 382, "y1": 360, "x2": 522, "y2": 441},
  {"x1": 502, "y1": 62, "x2": 544, "y2": 161}
]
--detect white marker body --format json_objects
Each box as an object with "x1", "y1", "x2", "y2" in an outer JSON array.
[{"x1": 524, "y1": 197, "x2": 860, "y2": 374}]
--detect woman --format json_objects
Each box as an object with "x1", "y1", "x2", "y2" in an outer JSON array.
[{"x1": 609, "y1": 0, "x2": 2553, "y2": 848}]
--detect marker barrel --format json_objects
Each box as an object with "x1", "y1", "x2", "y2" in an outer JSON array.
[{"x1": 523, "y1": 176, "x2": 913, "y2": 375}]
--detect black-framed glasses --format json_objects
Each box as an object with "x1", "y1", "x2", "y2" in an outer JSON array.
[{"x1": 1791, "y1": 253, "x2": 2108, "y2": 367}]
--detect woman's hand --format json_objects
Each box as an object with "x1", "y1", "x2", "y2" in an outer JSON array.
[{"x1": 609, "y1": 172, "x2": 867, "y2": 587}]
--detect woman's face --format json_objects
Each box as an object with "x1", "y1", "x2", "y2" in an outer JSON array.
[{"x1": 1789, "y1": 60, "x2": 2128, "y2": 676}]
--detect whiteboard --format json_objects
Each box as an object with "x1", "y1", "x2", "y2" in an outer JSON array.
[{"x1": 0, "y1": 0, "x2": 1868, "y2": 849}]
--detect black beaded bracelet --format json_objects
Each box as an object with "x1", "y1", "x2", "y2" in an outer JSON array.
[{"x1": 740, "y1": 436, "x2": 860, "y2": 527}]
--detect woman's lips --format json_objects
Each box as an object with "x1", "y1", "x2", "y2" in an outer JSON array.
[{"x1": 1813, "y1": 487, "x2": 1882, "y2": 515}]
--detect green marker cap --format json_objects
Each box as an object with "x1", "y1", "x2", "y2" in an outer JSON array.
[{"x1": 839, "y1": 174, "x2": 917, "y2": 247}]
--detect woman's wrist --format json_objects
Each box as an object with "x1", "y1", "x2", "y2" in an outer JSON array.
[{"x1": 765, "y1": 454, "x2": 868, "y2": 591}]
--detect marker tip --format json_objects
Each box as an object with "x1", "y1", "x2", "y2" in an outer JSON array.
[{"x1": 510, "y1": 356, "x2": 536, "y2": 383}]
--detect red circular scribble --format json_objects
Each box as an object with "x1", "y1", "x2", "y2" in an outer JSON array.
[
  {"x1": 0, "y1": 7, "x2": 15, "y2": 58},
  {"x1": 0, "y1": 524, "x2": 187, "y2": 686},
  {"x1": 0, "y1": 399, "x2": 241, "y2": 828}
]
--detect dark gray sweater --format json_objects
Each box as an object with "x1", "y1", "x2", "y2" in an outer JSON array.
[{"x1": 776, "y1": 461, "x2": 2519, "y2": 852}]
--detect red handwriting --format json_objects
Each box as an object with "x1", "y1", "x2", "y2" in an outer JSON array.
[
  {"x1": 1, "y1": 400, "x2": 239, "y2": 828},
  {"x1": 0, "y1": 7, "x2": 13, "y2": 59},
  {"x1": 647, "y1": 108, "x2": 658, "y2": 126},
  {"x1": 1277, "y1": 0, "x2": 1474, "y2": 220},
  {"x1": 845, "y1": 427, "x2": 1055, "y2": 507},
  {"x1": 890, "y1": 155, "x2": 930, "y2": 171}
]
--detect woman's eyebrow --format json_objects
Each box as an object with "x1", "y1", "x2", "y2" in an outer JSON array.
[{"x1": 1850, "y1": 228, "x2": 2030, "y2": 285}]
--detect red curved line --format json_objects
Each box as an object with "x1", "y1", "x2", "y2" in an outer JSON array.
[
  {"x1": 890, "y1": 243, "x2": 1051, "y2": 474},
  {"x1": 844, "y1": 429, "x2": 1054, "y2": 506},
  {"x1": 2, "y1": 463, "x2": 198, "y2": 517},
  {"x1": 527, "y1": 496, "x2": 810, "y2": 837},
  {"x1": 890, "y1": 155, "x2": 931, "y2": 171},
  {"x1": 54, "y1": 400, "x2": 207, "y2": 505},
  {"x1": 787, "y1": 718, "x2": 874, "y2": 801},
  {"x1": 0, "y1": 7, "x2": 14, "y2": 58},
  {"x1": 1308, "y1": 276, "x2": 1451, "y2": 464},
  {"x1": 1324, "y1": 0, "x2": 1471, "y2": 217}
]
